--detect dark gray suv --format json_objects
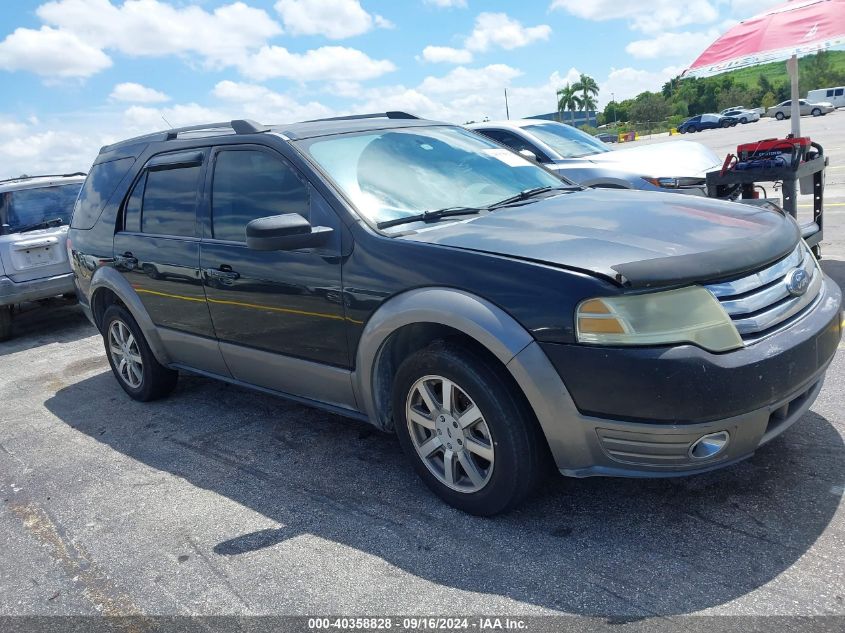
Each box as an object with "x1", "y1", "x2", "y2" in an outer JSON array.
[{"x1": 68, "y1": 114, "x2": 842, "y2": 515}]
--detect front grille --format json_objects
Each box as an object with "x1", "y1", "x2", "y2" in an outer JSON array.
[{"x1": 705, "y1": 243, "x2": 822, "y2": 344}]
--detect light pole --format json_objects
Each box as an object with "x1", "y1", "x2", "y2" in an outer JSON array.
[{"x1": 611, "y1": 92, "x2": 618, "y2": 130}]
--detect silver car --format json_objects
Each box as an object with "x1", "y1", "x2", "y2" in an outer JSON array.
[
  {"x1": 0, "y1": 173, "x2": 85, "y2": 340},
  {"x1": 764, "y1": 99, "x2": 835, "y2": 119},
  {"x1": 719, "y1": 107, "x2": 761, "y2": 123},
  {"x1": 469, "y1": 119, "x2": 720, "y2": 195}
]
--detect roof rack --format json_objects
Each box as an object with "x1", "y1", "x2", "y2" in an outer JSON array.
[
  {"x1": 101, "y1": 119, "x2": 271, "y2": 153},
  {"x1": 304, "y1": 111, "x2": 420, "y2": 123},
  {"x1": 0, "y1": 172, "x2": 87, "y2": 185}
]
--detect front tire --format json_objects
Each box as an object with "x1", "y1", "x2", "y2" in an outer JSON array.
[
  {"x1": 812, "y1": 108, "x2": 821, "y2": 117},
  {"x1": 740, "y1": 117, "x2": 748, "y2": 124},
  {"x1": 392, "y1": 342, "x2": 548, "y2": 515},
  {"x1": 0, "y1": 306, "x2": 12, "y2": 342},
  {"x1": 102, "y1": 304, "x2": 177, "y2": 401},
  {"x1": 776, "y1": 111, "x2": 785, "y2": 120}
]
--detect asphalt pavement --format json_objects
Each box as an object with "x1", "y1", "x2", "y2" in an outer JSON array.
[{"x1": 1, "y1": 115, "x2": 844, "y2": 622}]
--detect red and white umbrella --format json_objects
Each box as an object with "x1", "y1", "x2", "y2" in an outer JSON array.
[{"x1": 684, "y1": 0, "x2": 845, "y2": 136}]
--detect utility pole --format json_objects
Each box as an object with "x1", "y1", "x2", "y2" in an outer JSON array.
[
  {"x1": 504, "y1": 88, "x2": 510, "y2": 120},
  {"x1": 611, "y1": 92, "x2": 618, "y2": 129}
]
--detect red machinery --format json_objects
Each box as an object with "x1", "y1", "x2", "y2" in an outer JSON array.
[{"x1": 706, "y1": 136, "x2": 826, "y2": 256}]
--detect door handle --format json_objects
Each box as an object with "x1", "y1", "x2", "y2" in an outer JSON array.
[{"x1": 204, "y1": 267, "x2": 240, "y2": 281}]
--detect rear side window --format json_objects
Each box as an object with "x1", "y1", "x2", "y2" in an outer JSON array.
[
  {"x1": 211, "y1": 149, "x2": 309, "y2": 242},
  {"x1": 71, "y1": 157, "x2": 135, "y2": 230},
  {"x1": 139, "y1": 165, "x2": 200, "y2": 237},
  {"x1": 836, "y1": 88, "x2": 844, "y2": 96},
  {"x1": 827, "y1": 89, "x2": 834, "y2": 97}
]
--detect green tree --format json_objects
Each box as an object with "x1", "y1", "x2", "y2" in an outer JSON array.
[
  {"x1": 556, "y1": 83, "x2": 581, "y2": 123},
  {"x1": 717, "y1": 86, "x2": 758, "y2": 111},
  {"x1": 629, "y1": 92, "x2": 670, "y2": 124},
  {"x1": 761, "y1": 92, "x2": 777, "y2": 110},
  {"x1": 573, "y1": 73, "x2": 599, "y2": 111}
]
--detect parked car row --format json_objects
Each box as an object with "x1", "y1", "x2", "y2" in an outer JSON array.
[{"x1": 54, "y1": 112, "x2": 840, "y2": 515}]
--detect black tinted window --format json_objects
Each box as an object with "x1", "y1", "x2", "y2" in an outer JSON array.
[
  {"x1": 211, "y1": 150, "x2": 309, "y2": 242},
  {"x1": 836, "y1": 88, "x2": 844, "y2": 96},
  {"x1": 71, "y1": 157, "x2": 135, "y2": 229},
  {"x1": 1, "y1": 184, "x2": 81, "y2": 232},
  {"x1": 123, "y1": 172, "x2": 146, "y2": 233},
  {"x1": 141, "y1": 166, "x2": 200, "y2": 237}
]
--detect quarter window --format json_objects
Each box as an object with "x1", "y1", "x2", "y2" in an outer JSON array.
[{"x1": 211, "y1": 150, "x2": 309, "y2": 242}]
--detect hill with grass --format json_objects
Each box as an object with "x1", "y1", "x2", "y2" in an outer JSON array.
[{"x1": 600, "y1": 50, "x2": 845, "y2": 132}]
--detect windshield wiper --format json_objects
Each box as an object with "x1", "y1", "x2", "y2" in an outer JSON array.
[
  {"x1": 377, "y1": 207, "x2": 484, "y2": 230},
  {"x1": 15, "y1": 217, "x2": 64, "y2": 233},
  {"x1": 488, "y1": 185, "x2": 580, "y2": 209}
]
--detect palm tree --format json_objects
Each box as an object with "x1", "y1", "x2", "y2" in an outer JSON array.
[
  {"x1": 556, "y1": 83, "x2": 581, "y2": 123},
  {"x1": 573, "y1": 73, "x2": 599, "y2": 112}
]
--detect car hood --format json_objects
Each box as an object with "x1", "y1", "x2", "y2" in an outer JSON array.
[
  {"x1": 564, "y1": 140, "x2": 721, "y2": 178},
  {"x1": 400, "y1": 189, "x2": 799, "y2": 289}
]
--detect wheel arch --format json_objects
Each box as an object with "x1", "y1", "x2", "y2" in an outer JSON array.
[
  {"x1": 352, "y1": 287, "x2": 580, "y2": 462},
  {"x1": 89, "y1": 266, "x2": 172, "y2": 366}
]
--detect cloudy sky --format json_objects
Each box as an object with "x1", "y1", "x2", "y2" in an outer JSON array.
[{"x1": 0, "y1": 0, "x2": 782, "y2": 178}]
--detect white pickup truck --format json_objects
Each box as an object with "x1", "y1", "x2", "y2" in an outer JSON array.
[{"x1": 0, "y1": 173, "x2": 85, "y2": 340}]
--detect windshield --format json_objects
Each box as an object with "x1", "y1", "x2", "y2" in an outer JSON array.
[
  {"x1": 522, "y1": 122, "x2": 609, "y2": 158},
  {"x1": 0, "y1": 183, "x2": 82, "y2": 232},
  {"x1": 299, "y1": 126, "x2": 564, "y2": 230}
]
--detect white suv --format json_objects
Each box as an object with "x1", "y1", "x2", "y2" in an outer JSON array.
[{"x1": 0, "y1": 173, "x2": 85, "y2": 340}]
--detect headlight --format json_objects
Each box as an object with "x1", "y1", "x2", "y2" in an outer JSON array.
[
  {"x1": 576, "y1": 286, "x2": 743, "y2": 352},
  {"x1": 642, "y1": 177, "x2": 706, "y2": 189}
]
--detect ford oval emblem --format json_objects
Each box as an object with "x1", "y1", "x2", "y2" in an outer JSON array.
[{"x1": 786, "y1": 269, "x2": 810, "y2": 297}]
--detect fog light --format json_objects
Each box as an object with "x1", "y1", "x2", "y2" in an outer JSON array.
[{"x1": 689, "y1": 431, "x2": 730, "y2": 460}]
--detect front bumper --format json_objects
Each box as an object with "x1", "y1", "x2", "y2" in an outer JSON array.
[
  {"x1": 526, "y1": 275, "x2": 841, "y2": 477},
  {"x1": 0, "y1": 273, "x2": 75, "y2": 307}
]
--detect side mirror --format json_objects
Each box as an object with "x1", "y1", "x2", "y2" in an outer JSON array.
[
  {"x1": 518, "y1": 149, "x2": 538, "y2": 162},
  {"x1": 246, "y1": 213, "x2": 333, "y2": 251}
]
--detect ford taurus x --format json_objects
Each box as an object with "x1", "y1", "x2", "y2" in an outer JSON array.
[{"x1": 68, "y1": 113, "x2": 842, "y2": 515}]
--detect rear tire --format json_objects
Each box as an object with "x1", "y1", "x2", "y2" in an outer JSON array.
[
  {"x1": 740, "y1": 117, "x2": 748, "y2": 124},
  {"x1": 0, "y1": 306, "x2": 12, "y2": 342},
  {"x1": 812, "y1": 108, "x2": 821, "y2": 117},
  {"x1": 392, "y1": 341, "x2": 549, "y2": 516},
  {"x1": 102, "y1": 304, "x2": 177, "y2": 401}
]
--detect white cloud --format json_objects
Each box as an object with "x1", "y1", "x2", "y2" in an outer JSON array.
[
  {"x1": 109, "y1": 82, "x2": 169, "y2": 103},
  {"x1": 36, "y1": 0, "x2": 282, "y2": 70},
  {"x1": 212, "y1": 80, "x2": 334, "y2": 122},
  {"x1": 600, "y1": 66, "x2": 684, "y2": 103},
  {"x1": 357, "y1": 65, "x2": 578, "y2": 122},
  {"x1": 625, "y1": 29, "x2": 720, "y2": 61},
  {"x1": 550, "y1": 0, "x2": 719, "y2": 34},
  {"x1": 0, "y1": 26, "x2": 112, "y2": 78},
  {"x1": 421, "y1": 46, "x2": 473, "y2": 64},
  {"x1": 465, "y1": 12, "x2": 551, "y2": 52},
  {"x1": 419, "y1": 64, "x2": 523, "y2": 95},
  {"x1": 274, "y1": 0, "x2": 391, "y2": 39},
  {"x1": 242, "y1": 45, "x2": 396, "y2": 82},
  {"x1": 424, "y1": 0, "x2": 467, "y2": 7},
  {"x1": 729, "y1": 0, "x2": 784, "y2": 21}
]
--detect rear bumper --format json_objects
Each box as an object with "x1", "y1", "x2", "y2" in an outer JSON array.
[{"x1": 0, "y1": 272, "x2": 75, "y2": 306}]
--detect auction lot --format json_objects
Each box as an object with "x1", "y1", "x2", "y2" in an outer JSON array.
[{"x1": 1, "y1": 116, "x2": 845, "y2": 620}]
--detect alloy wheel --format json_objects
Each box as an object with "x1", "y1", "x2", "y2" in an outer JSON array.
[
  {"x1": 108, "y1": 319, "x2": 143, "y2": 389},
  {"x1": 405, "y1": 374, "x2": 495, "y2": 493}
]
